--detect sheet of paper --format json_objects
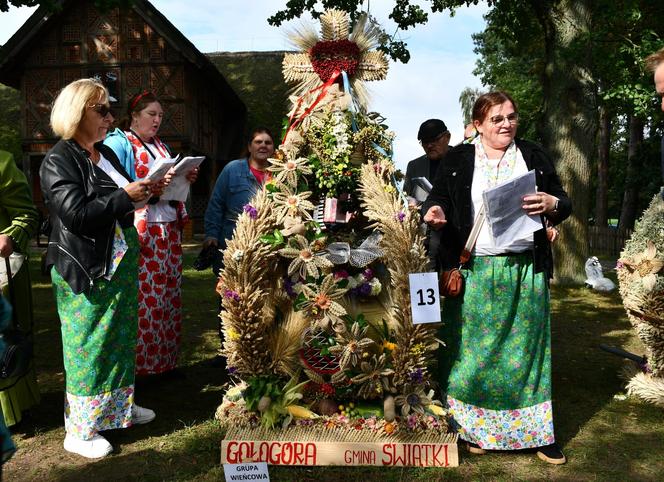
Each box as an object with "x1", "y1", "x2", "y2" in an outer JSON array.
[
  {"x1": 144, "y1": 158, "x2": 176, "y2": 183},
  {"x1": 411, "y1": 176, "x2": 432, "y2": 203},
  {"x1": 482, "y1": 169, "x2": 542, "y2": 246},
  {"x1": 161, "y1": 156, "x2": 205, "y2": 202},
  {"x1": 223, "y1": 462, "x2": 270, "y2": 482}
]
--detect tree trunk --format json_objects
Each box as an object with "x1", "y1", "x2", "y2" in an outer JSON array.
[
  {"x1": 618, "y1": 114, "x2": 644, "y2": 230},
  {"x1": 535, "y1": 0, "x2": 597, "y2": 284},
  {"x1": 594, "y1": 106, "x2": 610, "y2": 227}
]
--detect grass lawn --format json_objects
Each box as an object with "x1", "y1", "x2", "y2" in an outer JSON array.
[{"x1": 3, "y1": 247, "x2": 663, "y2": 481}]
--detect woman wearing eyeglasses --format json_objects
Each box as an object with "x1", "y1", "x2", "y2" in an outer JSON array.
[
  {"x1": 104, "y1": 91, "x2": 198, "y2": 377},
  {"x1": 423, "y1": 91, "x2": 571, "y2": 464},
  {"x1": 40, "y1": 79, "x2": 157, "y2": 458}
]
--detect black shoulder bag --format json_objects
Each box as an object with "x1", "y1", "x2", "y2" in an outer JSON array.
[{"x1": 1, "y1": 257, "x2": 33, "y2": 380}]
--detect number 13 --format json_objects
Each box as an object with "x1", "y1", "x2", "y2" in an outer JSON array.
[{"x1": 416, "y1": 288, "x2": 435, "y2": 306}]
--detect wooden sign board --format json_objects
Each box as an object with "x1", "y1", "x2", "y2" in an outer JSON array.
[{"x1": 221, "y1": 439, "x2": 458, "y2": 467}]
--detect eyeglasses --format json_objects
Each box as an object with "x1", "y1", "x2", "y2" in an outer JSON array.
[
  {"x1": 89, "y1": 103, "x2": 113, "y2": 117},
  {"x1": 489, "y1": 112, "x2": 519, "y2": 125},
  {"x1": 419, "y1": 131, "x2": 449, "y2": 146}
]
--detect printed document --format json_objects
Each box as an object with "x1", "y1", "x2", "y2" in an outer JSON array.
[
  {"x1": 161, "y1": 156, "x2": 205, "y2": 202},
  {"x1": 482, "y1": 169, "x2": 541, "y2": 246}
]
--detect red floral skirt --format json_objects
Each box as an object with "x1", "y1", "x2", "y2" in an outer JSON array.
[{"x1": 135, "y1": 218, "x2": 183, "y2": 375}]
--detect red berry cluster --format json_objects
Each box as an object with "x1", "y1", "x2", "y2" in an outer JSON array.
[{"x1": 310, "y1": 40, "x2": 361, "y2": 82}]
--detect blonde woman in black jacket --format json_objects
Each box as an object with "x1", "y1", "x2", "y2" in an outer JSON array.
[{"x1": 40, "y1": 78, "x2": 156, "y2": 459}]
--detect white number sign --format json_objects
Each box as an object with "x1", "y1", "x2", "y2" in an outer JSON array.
[{"x1": 408, "y1": 272, "x2": 441, "y2": 324}]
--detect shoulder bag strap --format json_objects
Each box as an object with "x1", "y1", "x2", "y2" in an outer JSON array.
[{"x1": 458, "y1": 203, "x2": 486, "y2": 266}]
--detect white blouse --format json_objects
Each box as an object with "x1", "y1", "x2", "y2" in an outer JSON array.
[
  {"x1": 471, "y1": 148, "x2": 535, "y2": 256},
  {"x1": 97, "y1": 153, "x2": 129, "y2": 188}
]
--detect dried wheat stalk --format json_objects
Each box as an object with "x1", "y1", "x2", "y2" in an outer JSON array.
[
  {"x1": 218, "y1": 189, "x2": 279, "y2": 376},
  {"x1": 358, "y1": 162, "x2": 441, "y2": 389}
]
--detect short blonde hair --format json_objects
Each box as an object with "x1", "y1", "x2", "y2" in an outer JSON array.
[
  {"x1": 645, "y1": 47, "x2": 664, "y2": 73},
  {"x1": 50, "y1": 78, "x2": 109, "y2": 139}
]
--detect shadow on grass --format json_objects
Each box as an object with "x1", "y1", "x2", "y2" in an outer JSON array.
[{"x1": 550, "y1": 286, "x2": 636, "y2": 446}]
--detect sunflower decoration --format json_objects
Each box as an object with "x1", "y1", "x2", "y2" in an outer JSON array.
[
  {"x1": 394, "y1": 387, "x2": 433, "y2": 417},
  {"x1": 272, "y1": 186, "x2": 316, "y2": 224},
  {"x1": 282, "y1": 9, "x2": 389, "y2": 111},
  {"x1": 351, "y1": 353, "x2": 396, "y2": 399},
  {"x1": 299, "y1": 274, "x2": 349, "y2": 332},
  {"x1": 278, "y1": 234, "x2": 333, "y2": 279},
  {"x1": 268, "y1": 156, "x2": 313, "y2": 188},
  {"x1": 328, "y1": 321, "x2": 375, "y2": 371},
  {"x1": 619, "y1": 240, "x2": 664, "y2": 292}
]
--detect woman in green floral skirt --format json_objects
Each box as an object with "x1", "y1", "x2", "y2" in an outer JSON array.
[
  {"x1": 40, "y1": 79, "x2": 157, "y2": 459},
  {"x1": 423, "y1": 91, "x2": 571, "y2": 464}
]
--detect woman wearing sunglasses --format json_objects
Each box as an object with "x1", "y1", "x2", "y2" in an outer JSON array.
[
  {"x1": 423, "y1": 91, "x2": 571, "y2": 464},
  {"x1": 105, "y1": 91, "x2": 198, "y2": 378},
  {"x1": 40, "y1": 79, "x2": 156, "y2": 458}
]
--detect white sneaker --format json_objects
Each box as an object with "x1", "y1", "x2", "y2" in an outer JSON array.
[
  {"x1": 63, "y1": 433, "x2": 113, "y2": 458},
  {"x1": 131, "y1": 404, "x2": 156, "y2": 425}
]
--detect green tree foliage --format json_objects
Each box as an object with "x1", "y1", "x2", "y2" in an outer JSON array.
[
  {"x1": 458, "y1": 87, "x2": 483, "y2": 125},
  {"x1": 268, "y1": 0, "x2": 489, "y2": 63},
  {"x1": 471, "y1": 5, "x2": 543, "y2": 142}
]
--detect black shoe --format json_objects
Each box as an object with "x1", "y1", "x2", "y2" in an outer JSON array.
[
  {"x1": 210, "y1": 355, "x2": 226, "y2": 369},
  {"x1": 536, "y1": 444, "x2": 566, "y2": 465}
]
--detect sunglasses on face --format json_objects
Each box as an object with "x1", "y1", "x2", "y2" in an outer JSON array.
[
  {"x1": 419, "y1": 131, "x2": 449, "y2": 146},
  {"x1": 489, "y1": 112, "x2": 519, "y2": 125},
  {"x1": 89, "y1": 103, "x2": 113, "y2": 117}
]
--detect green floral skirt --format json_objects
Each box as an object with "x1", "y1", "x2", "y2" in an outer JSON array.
[
  {"x1": 439, "y1": 253, "x2": 555, "y2": 450},
  {"x1": 51, "y1": 227, "x2": 138, "y2": 440}
]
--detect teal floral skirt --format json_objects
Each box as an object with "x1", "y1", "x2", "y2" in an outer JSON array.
[
  {"x1": 51, "y1": 227, "x2": 139, "y2": 440},
  {"x1": 439, "y1": 253, "x2": 555, "y2": 450}
]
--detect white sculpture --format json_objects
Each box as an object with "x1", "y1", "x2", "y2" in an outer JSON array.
[{"x1": 584, "y1": 256, "x2": 616, "y2": 292}]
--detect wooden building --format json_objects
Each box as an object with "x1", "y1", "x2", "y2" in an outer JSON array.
[{"x1": 0, "y1": 0, "x2": 246, "y2": 223}]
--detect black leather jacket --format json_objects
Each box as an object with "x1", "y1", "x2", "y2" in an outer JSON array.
[
  {"x1": 40, "y1": 139, "x2": 135, "y2": 294},
  {"x1": 422, "y1": 139, "x2": 572, "y2": 278}
]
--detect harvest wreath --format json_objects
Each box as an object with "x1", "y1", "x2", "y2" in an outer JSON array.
[{"x1": 215, "y1": 10, "x2": 455, "y2": 466}]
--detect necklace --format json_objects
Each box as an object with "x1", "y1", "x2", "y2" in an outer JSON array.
[{"x1": 474, "y1": 137, "x2": 517, "y2": 187}]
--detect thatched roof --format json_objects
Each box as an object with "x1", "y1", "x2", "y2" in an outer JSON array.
[{"x1": 208, "y1": 51, "x2": 292, "y2": 143}]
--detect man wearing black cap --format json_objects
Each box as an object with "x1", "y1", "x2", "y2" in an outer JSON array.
[
  {"x1": 403, "y1": 119, "x2": 451, "y2": 201},
  {"x1": 402, "y1": 119, "x2": 450, "y2": 270}
]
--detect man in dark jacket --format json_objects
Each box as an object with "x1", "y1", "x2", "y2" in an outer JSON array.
[
  {"x1": 403, "y1": 119, "x2": 450, "y2": 270},
  {"x1": 403, "y1": 119, "x2": 451, "y2": 202}
]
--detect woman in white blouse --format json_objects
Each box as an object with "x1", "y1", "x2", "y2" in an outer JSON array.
[{"x1": 423, "y1": 91, "x2": 572, "y2": 464}]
